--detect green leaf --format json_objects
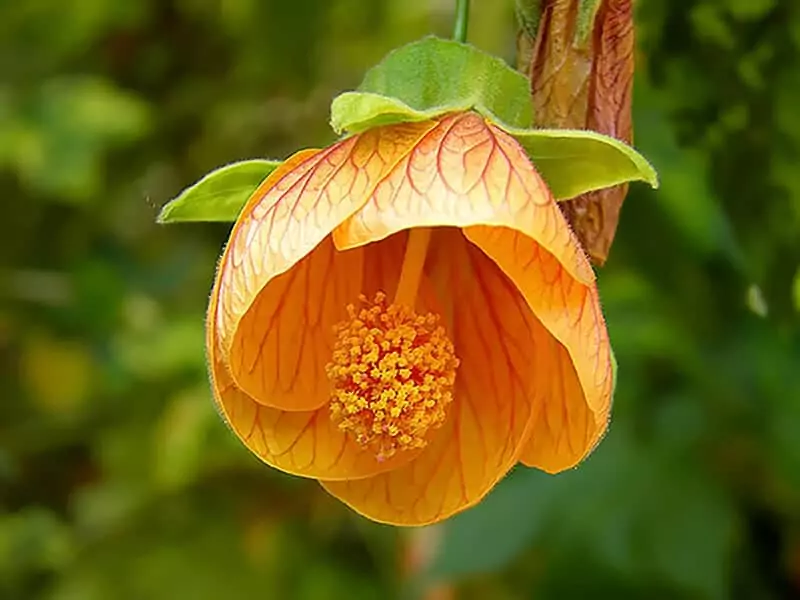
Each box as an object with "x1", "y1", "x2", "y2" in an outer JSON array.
[
  {"x1": 506, "y1": 127, "x2": 659, "y2": 200},
  {"x1": 633, "y1": 82, "x2": 744, "y2": 265},
  {"x1": 331, "y1": 36, "x2": 533, "y2": 135},
  {"x1": 331, "y1": 97, "x2": 657, "y2": 200},
  {"x1": 330, "y1": 92, "x2": 444, "y2": 135},
  {"x1": 423, "y1": 468, "x2": 562, "y2": 579},
  {"x1": 330, "y1": 37, "x2": 658, "y2": 200},
  {"x1": 792, "y1": 267, "x2": 800, "y2": 312},
  {"x1": 427, "y1": 428, "x2": 735, "y2": 600},
  {"x1": 0, "y1": 77, "x2": 151, "y2": 204},
  {"x1": 157, "y1": 159, "x2": 281, "y2": 224},
  {"x1": 745, "y1": 284, "x2": 769, "y2": 317}
]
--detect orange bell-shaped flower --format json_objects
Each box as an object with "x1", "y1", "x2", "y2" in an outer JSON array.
[{"x1": 207, "y1": 111, "x2": 613, "y2": 526}]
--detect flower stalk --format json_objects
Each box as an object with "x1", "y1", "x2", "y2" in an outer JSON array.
[{"x1": 453, "y1": 0, "x2": 470, "y2": 43}]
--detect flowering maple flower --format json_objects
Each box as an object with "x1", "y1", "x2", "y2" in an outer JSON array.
[{"x1": 206, "y1": 110, "x2": 613, "y2": 526}]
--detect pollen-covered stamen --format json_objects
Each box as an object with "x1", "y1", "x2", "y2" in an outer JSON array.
[{"x1": 325, "y1": 293, "x2": 459, "y2": 460}]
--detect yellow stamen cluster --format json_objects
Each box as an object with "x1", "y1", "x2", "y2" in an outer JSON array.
[{"x1": 325, "y1": 292, "x2": 459, "y2": 461}]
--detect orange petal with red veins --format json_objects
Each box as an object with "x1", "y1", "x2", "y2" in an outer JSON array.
[
  {"x1": 213, "y1": 120, "x2": 438, "y2": 411},
  {"x1": 229, "y1": 236, "x2": 363, "y2": 412},
  {"x1": 207, "y1": 235, "x2": 422, "y2": 480},
  {"x1": 519, "y1": 313, "x2": 608, "y2": 473},
  {"x1": 333, "y1": 112, "x2": 594, "y2": 287},
  {"x1": 322, "y1": 230, "x2": 538, "y2": 525},
  {"x1": 465, "y1": 226, "x2": 612, "y2": 472},
  {"x1": 315, "y1": 110, "x2": 611, "y2": 474}
]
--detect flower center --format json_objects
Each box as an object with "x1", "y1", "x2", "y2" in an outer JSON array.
[
  {"x1": 326, "y1": 293, "x2": 458, "y2": 460},
  {"x1": 325, "y1": 229, "x2": 459, "y2": 460}
]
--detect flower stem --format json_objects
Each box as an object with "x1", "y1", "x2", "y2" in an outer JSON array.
[{"x1": 453, "y1": 0, "x2": 470, "y2": 43}]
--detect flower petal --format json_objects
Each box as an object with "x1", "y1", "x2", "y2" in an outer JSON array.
[
  {"x1": 215, "y1": 121, "x2": 438, "y2": 410},
  {"x1": 229, "y1": 236, "x2": 363, "y2": 411},
  {"x1": 321, "y1": 230, "x2": 538, "y2": 525},
  {"x1": 465, "y1": 225, "x2": 612, "y2": 472},
  {"x1": 206, "y1": 235, "x2": 422, "y2": 480},
  {"x1": 518, "y1": 309, "x2": 609, "y2": 473},
  {"x1": 332, "y1": 112, "x2": 593, "y2": 287},
  {"x1": 319, "y1": 109, "x2": 611, "y2": 472}
]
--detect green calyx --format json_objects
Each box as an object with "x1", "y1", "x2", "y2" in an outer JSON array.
[
  {"x1": 334, "y1": 36, "x2": 656, "y2": 201},
  {"x1": 160, "y1": 36, "x2": 657, "y2": 224},
  {"x1": 331, "y1": 36, "x2": 534, "y2": 135}
]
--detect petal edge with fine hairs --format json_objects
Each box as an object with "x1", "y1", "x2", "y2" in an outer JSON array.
[{"x1": 214, "y1": 121, "x2": 438, "y2": 411}]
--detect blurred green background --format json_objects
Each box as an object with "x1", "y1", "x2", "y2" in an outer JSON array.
[{"x1": 1, "y1": 1, "x2": 799, "y2": 599}]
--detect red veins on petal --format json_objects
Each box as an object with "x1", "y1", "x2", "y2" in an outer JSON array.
[
  {"x1": 334, "y1": 113, "x2": 594, "y2": 288},
  {"x1": 206, "y1": 109, "x2": 615, "y2": 525},
  {"x1": 214, "y1": 121, "x2": 438, "y2": 412},
  {"x1": 322, "y1": 231, "x2": 538, "y2": 525},
  {"x1": 465, "y1": 226, "x2": 612, "y2": 471},
  {"x1": 207, "y1": 237, "x2": 425, "y2": 480}
]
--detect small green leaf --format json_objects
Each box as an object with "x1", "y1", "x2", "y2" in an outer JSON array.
[
  {"x1": 745, "y1": 284, "x2": 769, "y2": 317},
  {"x1": 331, "y1": 36, "x2": 533, "y2": 135},
  {"x1": 157, "y1": 159, "x2": 281, "y2": 224},
  {"x1": 330, "y1": 92, "x2": 443, "y2": 135},
  {"x1": 793, "y1": 267, "x2": 800, "y2": 312},
  {"x1": 506, "y1": 127, "x2": 660, "y2": 200}
]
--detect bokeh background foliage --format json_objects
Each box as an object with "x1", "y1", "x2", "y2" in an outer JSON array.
[{"x1": 1, "y1": 1, "x2": 799, "y2": 599}]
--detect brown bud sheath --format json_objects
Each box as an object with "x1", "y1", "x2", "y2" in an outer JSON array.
[{"x1": 522, "y1": 0, "x2": 634, "y2": 265}]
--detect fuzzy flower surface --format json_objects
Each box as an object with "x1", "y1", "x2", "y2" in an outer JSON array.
[{"x1": 207, "y1": 111, "x2": 613, "y2": 526}]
